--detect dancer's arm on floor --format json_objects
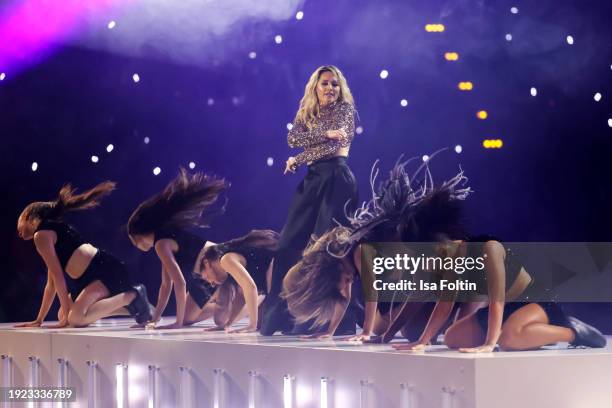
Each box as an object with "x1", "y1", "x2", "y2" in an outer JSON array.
[
  {"x1": 31, "y1": 232, "x2": 71, "y2": 327},
  {"x1": 150, "y1": 265, "x2": 172, "y2": 324},
  {"x1": 349, "y1": 245, "x2": 377, "y2": 341},
  {"x1": 304, "y1": 291, "x2": 351, "y2": 339},
  {"x1": 15, "y1": 270, "x2": 57, "y2": 327},
  {"x1": 155, "y1": 240, "x2": 187, "y2": 328},
  {"x1": 392, "y1": 300, "x2": 455, "y2": 351},
  {"x1": 219, "y1": 292, "x2": 246, "y2": 331},
  {"x1": 220, "y1": 253, "x2": 259, "y2": 332},
  {"x1": 370, "y1": 300, "x2": 414, "y2": 343},
  {"x1": 460, "y1": 241, "x2": 506, "y2": 353}
]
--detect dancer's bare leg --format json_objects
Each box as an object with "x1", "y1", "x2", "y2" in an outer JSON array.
[
  {"x1": 68, "y1": 281, "x2": 135, "y2": 327},
  {"x1": 368, "y1": 302, "x2": 428, "y2": 343},
  {"x1": 184, "y1": 294, "x2": 216, "y2": 325},
  {"x1": 498, "y1": 304, "x2": 575, "y2": 351},
  {"x1": 443, "y1": 314, "x2": 485, "y2": 349}
]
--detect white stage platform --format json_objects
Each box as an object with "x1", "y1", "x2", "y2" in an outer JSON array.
[{"x1": 1, "y1": 318, "x2": 611, "y2": 408}]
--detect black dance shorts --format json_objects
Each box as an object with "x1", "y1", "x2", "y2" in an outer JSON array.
[
  {"x1": 186, "y1": 273, "x2": 212, "y2": 309},
  {"x1": 475, "y1": 301, "x2": 569, "y2": 331},
  {"x1": 66, "y1": 249, "x2": 132, "y2": 299}
]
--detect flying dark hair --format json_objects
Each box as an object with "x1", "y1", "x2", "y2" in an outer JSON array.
[
  {"x1": 127, "y1": 168, "x2": 228, "y2": 236},
  {"x1": 201, "y1": 229, "x2": 279, "y2": 266},
  {"x1": 21, "y1": 181, "x2": 116, "y2": 222},
  {"x1": 281, "y1": 226, "x2": 352, "y2": 329},
  {"x1": 398, "y1": 189, "x2": 466, "y2": 242}
]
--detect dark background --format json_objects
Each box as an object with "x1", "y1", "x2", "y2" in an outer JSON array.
[{"x1": 1, "y1": 0, "x2": 611, "y2": 329}]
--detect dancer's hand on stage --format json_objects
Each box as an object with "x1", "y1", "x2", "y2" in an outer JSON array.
[
  {"x1": 284, "y1": 157, "x2": 297, "y2": 174},
  {"x1": 300, "y1": 332, "x2": 333, "y2": 340},
  {"x1": 326, "y1": 129, "x2": 347, "y2": 141},
  {"x1": 227, "y1": 325, "x2": 257, "y2": 334},
  {"x1": 46, "y1": 318, "x2": 69, "y2": 329},
  {"x1": 14, "y1": 320, "x2": 42, "y2": 328},
  {"x1": 459, "y1": 344, "x2": 496, "y2": 353},
  {"x1": 203, "y1": 325, "x2": 226, "y2": 332},
  {"x1": 132, "y1": 315, "x2": 160, "y2": 329},
  {"x1": 344, "y1": 333, "x2": 372, "y2": 342},
  {"x1": 392, "y1": 342, "x2": 428, "y2": 352},
  {"x1": 154, "y1": 322, "x2": 183, "y2": 330}
]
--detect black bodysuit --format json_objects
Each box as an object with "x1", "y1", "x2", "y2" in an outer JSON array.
[{"x1": 154, "y1": 228, "x2": 212, "y2": 308}]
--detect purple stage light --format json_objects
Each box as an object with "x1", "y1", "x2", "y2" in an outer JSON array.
[{"x1": 0, "y1": 0, "x2": 132, "y2": 75}]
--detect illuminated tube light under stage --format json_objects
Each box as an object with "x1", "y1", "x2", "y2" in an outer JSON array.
[
  {"x1": 148, "y1": 365, "x2": 158, "y2": 408},
  {"x1": 115, "y1": 363, "x2": 127, "y2": 408},
  {"x1": 283, "y1": 374, "x2": 294, "y2": 408},
  {"x1": 87, "y1": 361, "x2": 98, "y2": 408},
  {"x1": 180, "y1": 366, "x2": 194, "y2": 408},
  {"x1": 2, "y1": 355, "x2": 12, "y2": 408},
  {"x1": 442, "y1": 386, "x2": 456, "y2": 408},
  {"x1": 213, "y1": 368, "x2": 226, "y2": 408},
  {"x1": 400, "y1": 383, "x2": 414, "y2": 408},
  {"x1": 320, "y1": 377, "x2": 329, "y2": 408},
  {"x1": 360, "y1": 379, "x2": 372, "y2": 408},
  {"x1": 57, "y1": 358, "x2": 69, "y2": 408},
  {"x1": 248, "y1": 370, "x2": 259, "y2": 408},
  {"x1": 28, "y1": 356, "x2": 40, "y2": 408}
]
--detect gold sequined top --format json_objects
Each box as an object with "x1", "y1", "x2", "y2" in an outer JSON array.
[{"x1": 287, "y1": 101, "x2": 356, "y2": 168}]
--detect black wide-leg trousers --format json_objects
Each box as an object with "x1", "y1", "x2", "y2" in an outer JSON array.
[{"x1": 261, "y1": 156, "x2": 358, "y2": 335}]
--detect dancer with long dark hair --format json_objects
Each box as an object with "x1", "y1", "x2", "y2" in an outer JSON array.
[
  {"x1": 261, "y1": 65, "x2": 359, "y2": 335},
  {"x1": 15, "y1": 182, "x2": 152, "y2": 328},
  {"x1": 198, "y1": 229, "x2": 279, "y2": 333},
  {"x1": 127, "y1": 169, "x2": 227, "y2": 329}
]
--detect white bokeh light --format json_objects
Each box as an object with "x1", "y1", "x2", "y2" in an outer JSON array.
[
  {"x1": 248, "y1": 51, "x2": 257, "y2": 59},
  {"x1": 530, "y1": 87, "x2": 538, "y2": 97},
  {"x1": 594, "y1": 92, "x2": 602, "y2": 102},
  {"x1": 505, "y1": 33, "x2": 513, "y2": 42},
  {"x1": 608, "y1": 118, "x2": 612, "y2": 128},
  {"x1": 510, "y1": 6, "x2": 519, "y2": 14},
  {"x1": 455, "y1": 145, "x2": 463, "y2": 154},
  {"x1": 106, "y1": 144, "x2": 114, "y2": 153},
  {"x1": 356, "y1": 126, "x2": 364, "y2": 135},
  {"x1": 274, "y1": 35, "x2": 283, "y2": 44},
  {"x1": 91, "y1": 155, "x2": 99, "y2": 163},
  {"x1": 189, "y1": 161, "x2": 196, "y2": 169},
  {"x1": 400, "y1": 99, "x2": 408, "y2": 107},
  {"x1": 31, "y1": 162, "x2": 38, "y2": 172},
  {"x1": 0, "y1": 72, "x2": 5, "y2": 81},
  {"x1": 207, "y1": 98, "x2": 215, "y2": 106},
  {"x1": 153, "y1": 167, "x2": 161, "y2": 176},
  {"x1": 286, "y1": 123, "x2": 293, "y2": 130},
  {"x1": 422, "y1": 155, "x2": 429, "y2": 162},
  {"x1": 379, "y1": 69, "x2": 389, "y2": 79},
  {"x1": 108, "y1": 20, "x2": 116, "y2": 29},
  {"x1": 267, "y1": 157, "x2": 274, "y2": 167},
  {"x1": 144, "y1": 137, "x2": 150, "y2": 144},
  {"x1": 132, "y1": 73, "x2": 140, "y2": 83},
  {"x1": 566, "y1": 35, "x2": 574, "y2": 45},
  {"x1": 295, "y1": 11, "x2": 304, "y2": 20}
]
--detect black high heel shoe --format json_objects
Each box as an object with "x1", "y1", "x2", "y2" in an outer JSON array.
[{"x1": 567, "y1": 316, "x2": 607, "y2": 348}]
